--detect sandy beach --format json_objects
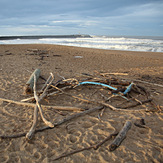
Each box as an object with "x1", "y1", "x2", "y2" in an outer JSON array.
[{"x1": 0, "y1": 44, "x2": 163, "y2": 163}]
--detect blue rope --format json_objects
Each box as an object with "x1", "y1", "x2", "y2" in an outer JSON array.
[
  {"x1": 78, "y1": 81, "x2": 134, "y2": 95},
  {"x1": 123, "y1": 83, "x2": 134, "y2": 95},
  {"x1": 78, "y1": 81, "x2": 117, "y2": 90}
]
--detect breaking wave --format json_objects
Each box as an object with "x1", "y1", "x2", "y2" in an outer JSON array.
[{"x1": 0, "y1": 36, "x2": 163, "y2": 52}]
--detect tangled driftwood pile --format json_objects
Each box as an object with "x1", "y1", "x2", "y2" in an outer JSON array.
[{"x1": 0, "y1": 69, "x2": 162, "y2": 160}]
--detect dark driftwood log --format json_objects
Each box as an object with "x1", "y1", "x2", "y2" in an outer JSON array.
[
  {"x1": 0, "y1": 106, "x2": 103, "y2": 139},
  {"x1": 24, "y1": 69, "x2": 41, "y2": 94},
  {"x1": 109, "y1": 121, "x2": 132, "y2": 151}
]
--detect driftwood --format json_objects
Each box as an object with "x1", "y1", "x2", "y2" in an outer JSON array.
[
  {"x1": 109, "y1": 121, "x2": 132, "y2": 151},
  {"x1": 100, "y1": 72, "x2": 128, "y2": 76},
  {"x1": 1, "y1": 71, "x2": 161, "y2": 142},
  {"x1": 24, "y1": 69, "x2": 41, "y2": 94},
  {"x1": 26, "y1": 74, "x2": 54, "y2": 139},
  {"x1": 0, "y1": 106, "x2": 103, "y2": 139},
  {"x1": 40, "y1": 75, "x2": 52, "y2": 92},
  {"x1": 0, "y1": 97, "x2": 83, "y2": 111},
  {"x1": 26, "y1": 106, "x2": 38, "y2": 139}
]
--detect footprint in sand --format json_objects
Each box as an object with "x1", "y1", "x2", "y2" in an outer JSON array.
[
  {"x1": 33, "y1": 149, "x2": 42, "y2": 161},
  {"x1": 69, "y1": 135, "x2": 78, "y2": 143}
]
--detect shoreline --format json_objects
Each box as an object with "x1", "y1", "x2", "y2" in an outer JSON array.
[{"x1": 1, "y1": 43, "x2": 163, "y2": 54}]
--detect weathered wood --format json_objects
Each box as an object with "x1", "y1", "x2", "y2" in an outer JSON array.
[
  {"x1": 26, "y1": 106, "x2": 38, "y2": 139},
  {"x1": 101, "y1": 72, "x2": 128, "y2": 76},
  {"x1": 26, "y1": 74, "x2": 40, "y2": 139},
  {"x1": 109, "y1": 121, "x2": 132, "y2": 151},
  {"x1": 26, "y1": 74, "x2": 54, "y2": 139},
  {"x1": 40, "y1": 75, "x2": 52, "y2": 92},
  {"x1": 0, "y1": 97, "x2": 83, "y2": 111},
  {"x1": 24, "y1": 69, "x2": 41, "y2": 94},
  {"x1": 34, "y1": 74, "x2": 54, "y2": 128},
  {"x1": 0, "y1": 97, "x2": 154, "y2": 112}
]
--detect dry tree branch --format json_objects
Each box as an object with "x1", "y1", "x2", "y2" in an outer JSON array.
[
  {"x1": 26, "y1": 105, "x2": 38, "y2": 139},
  {"x1": 0, "y1": 97, "x2": 83, "y2": 111},
  {"x1": 33, "y1": 74, "x2": 54, "y2": 128},
  {"x1": 26, "y1": 73, "x2": 54, "y2": 139}
]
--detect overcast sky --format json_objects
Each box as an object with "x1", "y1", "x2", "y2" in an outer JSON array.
[{"x1": 0, "y1": 0, "x2": 163, "y2": 36}]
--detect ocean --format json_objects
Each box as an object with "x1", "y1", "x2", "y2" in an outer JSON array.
[{"x1": 0, "y1": 35, "x2": 163, "y2": 52}]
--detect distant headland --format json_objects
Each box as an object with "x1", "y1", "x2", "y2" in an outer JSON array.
[{"x1": 0, "y1": 34, "x2": 92, "y2": 40}]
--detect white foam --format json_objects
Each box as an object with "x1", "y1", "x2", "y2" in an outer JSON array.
[{"x1": 0, "y1": 36, "x2": 163, "y2": 52}]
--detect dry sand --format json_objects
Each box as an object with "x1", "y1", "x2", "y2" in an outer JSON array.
[{"x1": 0, "y1": 44, "x2": 163, "y2": 163}]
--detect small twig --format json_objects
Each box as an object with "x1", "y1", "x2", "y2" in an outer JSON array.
[
  {"x1": 100, "y1": 72, "x2": 128, "y2": 76},
  {"x1": 62, "y1": 78, "x2": 79, "y2": 85},
  {"x1": 129, "y1": 95, "x2": 143, "y2": 105},
  {"x1": 133, "y1": 79, "x2": 163, "y2": 88},
  {"x1": 121, "y1": 98, "x2": 152, "y2": 109},
  {"x1": 97, "y1": 108, "x2": 105, "y2": 120}
]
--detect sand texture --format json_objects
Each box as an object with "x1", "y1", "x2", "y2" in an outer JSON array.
[{"x1": 0, "y1": 44, "x2": 163, "y2": 163}]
